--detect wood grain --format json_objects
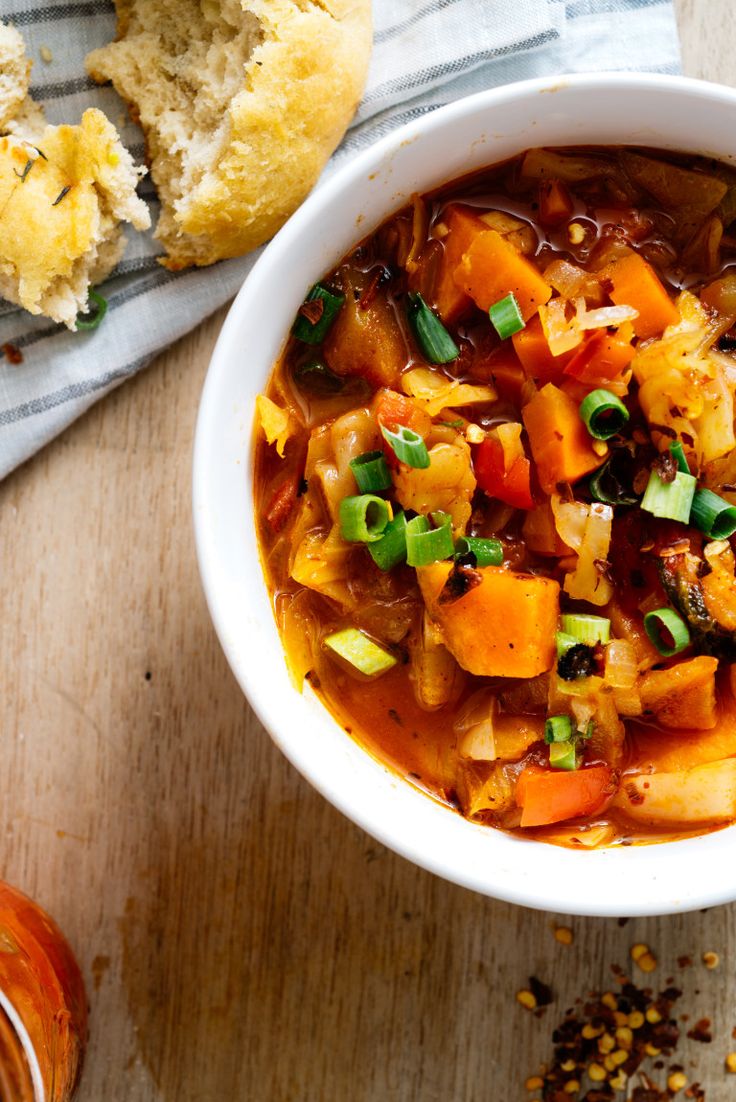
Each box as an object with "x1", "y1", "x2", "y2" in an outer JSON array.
[{"x1": 1, "y1": 3, "x2": 735, "y2": 1099}]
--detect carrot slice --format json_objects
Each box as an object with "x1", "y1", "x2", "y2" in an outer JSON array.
[
  {"x1": 512, "y1": 314, "x2": 575, "y2": 382},
  {"x1": 433, "y1": 205, "x2": 488, "y2": 324},
  {"x1": 522, "y1": 382, "x2": 605, "y2": 494},
  {"x1": 605, "y1": 252, "x2": 679, "y2": 339},
  {"x1": 516, "y1": 764, "x2": 614, "y2": 828},
  {"x1": 454, "y1": 228, "x2": 552, "y2": 320}
]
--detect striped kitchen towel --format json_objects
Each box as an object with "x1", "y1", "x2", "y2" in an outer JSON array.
[{"x1": 0, "y1": 0, "x2": 681, "y2": 478}]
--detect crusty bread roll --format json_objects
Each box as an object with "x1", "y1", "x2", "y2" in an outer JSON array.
[
  {"x1": 0, "y1": 24, "x2": 150, "y2": 328},
  {"x1": 87, "y1": 0, "x2": 372, "y2": 269}
]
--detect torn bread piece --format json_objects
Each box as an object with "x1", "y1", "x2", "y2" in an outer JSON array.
[
  {"x1": 0, "y1": 24, "x2": 150, "y2": 329},
  {"x1": 87, "y1": 0, "x2": 372, "y2": 269}
]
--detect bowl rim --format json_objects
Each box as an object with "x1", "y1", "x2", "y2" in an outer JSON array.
[{"x1": 194, "y1": 70, "x2": 736, "y2": 916}]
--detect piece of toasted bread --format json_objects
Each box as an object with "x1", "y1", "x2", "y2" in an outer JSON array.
[
  {"x1": 0, "y1": 24, "x2": 150, "y2": 329},
  {"x1": 87, "y1": 0, "x2": 372, "y2": 269}
]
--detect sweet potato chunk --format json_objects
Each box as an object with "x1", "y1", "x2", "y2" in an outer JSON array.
[
  {"x1": 323, "y1": 269, "x2": 408, "y2": 388},
  {"x1": 454, "y1": 228, "x2": 552, "y2": 320},
  {"x1": 639, "y1": 656, "x2": 718, "y2": 730},
  {"x1": 433, "y1": 205, "x2": 487, "y2": 324},
  {"x1": 417, "y1": 563, "x2": 559, "y2": 678}
]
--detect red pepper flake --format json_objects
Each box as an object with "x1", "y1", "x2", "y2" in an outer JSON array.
[
  {"x1": 297, "y1": 298, "x2": 325, "y2": 326},
  {"x1": 686, "y1": 1018, "x2": 712, "y2": 1044},
  {"x1": 1, "y1": 342, "x2": 23, "y2": 364}
]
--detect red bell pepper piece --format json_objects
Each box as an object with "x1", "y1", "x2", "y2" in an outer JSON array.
[{"x1": 474, "y1": 436, "x2": 534, "y2": 510}]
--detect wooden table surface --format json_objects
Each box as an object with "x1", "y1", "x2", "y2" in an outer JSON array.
[{"x1": 2, "y1": 3, "x2": 735, "y2": 1099}]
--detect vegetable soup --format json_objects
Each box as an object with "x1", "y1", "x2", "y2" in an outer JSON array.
[{"x1": 254, "y1": 145, "x2": 736, "y2": 847}]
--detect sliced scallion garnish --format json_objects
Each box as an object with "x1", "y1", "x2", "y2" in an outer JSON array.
[
  {"x1": 292, "y1": 283, "x2": 345, "y2": 344},
  {"x1": 488, "y1": 292, "x2": 525, "y2": 340},
  {"x1": 323, "y1": 628, "x2": 397, "y2": 677},
  {"x1": 368, "y1": 511, "x2": 408, "y2": 572},
  {"x1": 643, "y1": 607, "x2": 691, "y2": 657},
  {"x1": 588, "y1": 454, "x2": 639, "y2": 506},
  {"x1": 454, "y1": 536, "x2": 504, "y2": 566},
  {"x1": 555, "y1": 631, "x2": 578, "y2": 659},
  {"x1": 76, "y1": 289, "x2": 108, "y2": 331},
  {"x1": 579, "y1": 389, "x2": 630, "y2": 440},
  {"x1": 690, "y1": 488, "x2": 736, "y2": 539},
  {"x1": 339, "y1": 494, "x2": 391, "y2": 543},
  {"x1": 544, "y1": 715, "x2": 574, "y2": 744},
  {"x1": 549, "y1": 740, "x2": 579, "y2": 771},
  {"x1": 669, "y1": 440, "x2": 691, "y2": 474},
  {"x1": 380, "y1": 423, "x2": 430, "y2": 469},
  {"x1": 293, "y1": 358, "x2": 344, "y2": 395},
  {"x1": 559, "y1": 613, "x2": 611, "y2": 646},
  {"x1": 640, "y1": 469, "x2": 696, "y2": 524},
  {"x1": 349, "y1": 450, "x2": 392, "y2": 493},
  {"x1": 406, "y1": 292, "x2": 459, "y2": 364},
  {"x1": 405, "y1": 514, "x2": 454, "y2": 567}
]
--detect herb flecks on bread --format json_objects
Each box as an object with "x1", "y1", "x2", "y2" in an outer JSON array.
[
  {"x1": 87, "y1": 0, "x2": 372, "y2": 269},
  {"x1": 0, "y1": 24, "x2": 150, "y2": 329}
]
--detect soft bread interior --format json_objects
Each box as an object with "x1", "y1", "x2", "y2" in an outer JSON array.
[
  {"x1": 0, "y1": 25, "x2": 150, "y2": 328},
  {"x1": 88, "y1": 0, "x2": 263, "y2": 265}
]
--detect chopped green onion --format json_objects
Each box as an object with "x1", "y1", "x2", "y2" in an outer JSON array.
[
  {"x1": 406, "y1": 292, "x2": 459, "y2": 364},
  {"x1": 588, "y1": 455, "x2": 639, "y2": 506},
  {"x1": 559, "y1": 613, "x2": 611, "y2": 645},
  {"x1": 549, "y1": 740, "x2": 579, "y2": 771},
  {"x1": 368, "y1": 511, "x2": 408, "y2": 572},
  {"x1": 643, "y1": 607, "x2": 691, "y2": 657},
  {"x1": 454, "y1": 536, "x2": 504, "y2": 566},
  {"x1": 640, "y1": 469, "x2": 696, "y2": 523},
  {"x1": 690, "y1": 488, "x2": 736, "y2": 539},
  {"x1": 669, "y1": 440, "x2": 691, "y2": 474},
  {"x1": 405, "y1": 514, "x2": 455, "y2": 567},
  {"x1": 380, "y1": 423, "x2": 430, "y2": 468},
  {"x1": 579, "y1": 389, "x2": 630, "y2": 440},
  {"x1": 488, "y1": 292, "x2": 525, "y2": 340},
  {"x1": 581, "y1": 719, "x2": 594, "y2": 740},
  {"x1": 76, "y1": 289, "x2": 108, "y2": 331},
  {"x1": 544, "y1": 715, "x2": 574, "y2": 743},
  {"x1": 293, "y1": 358, "x2": 344, "y2": 394},
  {"x1": 292, "y1": 283, "x2": 345, "y2": 344},
  {"x1": 323, "y1": 628, "x2": 397, "y2": 677},
  {"x1": 339, "y1": 494, "x2": 391, "y2": 543},
  {"x1": 349, "y1": 450, "x2": 392, "y2": 493},
  {"x1": 555, "y1": 631, "x2": 578, "y2": 658}
]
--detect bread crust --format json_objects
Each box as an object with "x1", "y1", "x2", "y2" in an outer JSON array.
[{"x1": 87, "y1": 0, "x2": 372, "y2": 268}]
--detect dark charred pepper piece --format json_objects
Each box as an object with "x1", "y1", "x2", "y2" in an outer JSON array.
[
  {"x1": 658, "y1": 551, "x2": 736, "y2": 659},
  {"x1": 557, "y1": 643, "x2": 597, "y2": 681}
]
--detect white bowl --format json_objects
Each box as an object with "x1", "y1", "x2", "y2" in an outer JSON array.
[{"x1": 194, "y1": 72, "x2": 736, "y2": 916}]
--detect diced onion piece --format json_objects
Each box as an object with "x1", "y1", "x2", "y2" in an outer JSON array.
[
  {"x1": 550, "y1": 493, "x2": 590, "y2": 552},
  {"x1": 544, "y1": 259, "x2": 588, "y2": 299},
  {"x1": 256, "y1": 394, "x2": 295, "y2": 457},
  {"x1": 496, "y1": 421, "x2": 525, "y2": 469},
  {"x1": 455, "y1": 691, "x2": 498, "y2": 761},
  {"x1": 409, "y1": 611, "x2": 465, "y2": 711},
  {"x1": 323, "y1": 627, "x2": 397, "y2": 677},
  {"x1": 694, "y1": 364, "x2": 735, "y2": 463},
  {"x1": 405, "y1": 193, "x2": 428, "y2": 275},
  {"x1": 574, "y1": 298, "x2": 638, "y2": 331},
  {"x1": 401, "y1": 367, "x2": 496, "y2": 418},
  {"x1": 604, "y1": 639, "x2": 638, "y2": 689},
  {"x1": 563, "y1": 503, "x2": 614, "y2": 606},
  {"x1": 539, "y1": 297, "x2": 583, "y2": 356}
]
